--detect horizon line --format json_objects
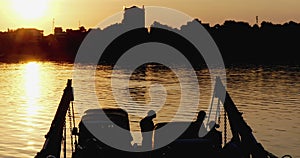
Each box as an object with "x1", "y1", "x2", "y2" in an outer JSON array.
[{"x1": 1, "y1": 18, "x2": 300, "y2": 36}]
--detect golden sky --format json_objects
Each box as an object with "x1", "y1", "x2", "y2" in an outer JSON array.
[{"x1": 0, "y1": 0, "x2": 299, "y2": 35}]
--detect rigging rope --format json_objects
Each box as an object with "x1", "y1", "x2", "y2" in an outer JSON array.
[
  {"x1": 68, "y1": 106, "x2": 74, "y2": 153},
  {"x1": 63, "y1": 120, "x2": 67, "y2": 158},
  {"x1": 224, "y1": 110, "x2": 227, "y2": 145},
  {"x1": 71, "y1": 102, "x2": 78, "y2": 146}
]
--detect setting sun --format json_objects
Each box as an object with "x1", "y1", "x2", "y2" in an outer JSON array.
[{"x1": 12, "y1": 0, "x2": 49, "y2": 20}]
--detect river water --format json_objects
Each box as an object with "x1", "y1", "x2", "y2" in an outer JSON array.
[{"x1": 0, "y1": 62, "x2": 299, "y2": 157}]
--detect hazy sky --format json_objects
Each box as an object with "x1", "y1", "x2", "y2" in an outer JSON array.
[{"x1": 0, "y1": 0, "x2": 299, "y2": 35}]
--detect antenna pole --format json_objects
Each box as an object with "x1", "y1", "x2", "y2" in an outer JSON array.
[
  {"x1": 256, "y1": 16, "x2": 259, "y2": 25},
  {"x1": 52, "y1": 18, "x2": 55, "y2": 34}
]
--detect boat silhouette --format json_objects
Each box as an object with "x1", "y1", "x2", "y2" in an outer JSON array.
[{"x1": 34, "y1": 78, "x2": 292, "y2": 158}]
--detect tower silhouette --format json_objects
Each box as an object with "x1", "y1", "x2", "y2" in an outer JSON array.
[{"x1": 256, "y1": 16, "x2": 259, "y2": 25}]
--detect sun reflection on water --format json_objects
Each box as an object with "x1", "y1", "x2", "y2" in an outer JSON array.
[{"x1": 23, "y1": 62, "x2": 41, "y2": 116}]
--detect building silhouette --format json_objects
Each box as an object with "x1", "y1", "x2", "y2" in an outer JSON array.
[{"x1": 122, "y1": 6, "x2": 145, "y2": 29}]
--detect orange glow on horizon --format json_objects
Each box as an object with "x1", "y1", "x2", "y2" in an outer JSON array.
[{"x1": 0, "y1": 0, "x2": 298, "y2": 35}]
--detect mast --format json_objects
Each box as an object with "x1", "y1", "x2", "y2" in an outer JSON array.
[{"x1": 35, "y1": 79, "x2": 74, "y2": 158}]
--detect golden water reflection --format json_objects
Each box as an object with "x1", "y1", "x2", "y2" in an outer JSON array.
[
  {"x1": 21, "y1": 62, "x2": 43, "y2": 156},
  {"x1": 0, "y1": 62, "x2": 74, "y2": 158},
  {"x1": 23, "y1": 62, "x2": 41, "y2": 117}
]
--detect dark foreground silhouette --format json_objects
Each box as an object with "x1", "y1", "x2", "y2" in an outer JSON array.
[{"x1": 36, "y1": 78, "x2": 290, "y2": 158}]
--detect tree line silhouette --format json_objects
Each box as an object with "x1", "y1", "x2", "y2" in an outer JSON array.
[
  {"x1": 206, "y1": 20, "x2": 300, "y2": 65},
  {"x1": 0, "y1": 20, "x2": 299, "y2": 65}
]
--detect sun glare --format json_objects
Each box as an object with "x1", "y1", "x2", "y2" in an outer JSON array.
[
  {"x1": 24, "y1": 62, "x2": 40, "y2": 97},
  {"x1": 12, "y1": 0, "x2": 49, "y2": 20},
  {"x1": 24, "y1": 62, "x2": 41, "y2": 116}
]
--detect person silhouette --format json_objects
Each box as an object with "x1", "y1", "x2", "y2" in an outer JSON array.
[
  {"x1": 196, "y1": 110, "x2": 206, "y2": 123},
  {"x1": 194, "y1": 110, "x2": 207, "y2": 138},
  {"x1": 140, "y1": 110, "x2": 156, "y2": 149}
]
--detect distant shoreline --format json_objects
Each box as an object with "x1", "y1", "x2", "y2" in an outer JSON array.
[{"x1": 0, "y1": 20, "x2": 299, "y2": 66}]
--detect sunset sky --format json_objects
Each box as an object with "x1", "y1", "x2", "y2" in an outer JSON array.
[{"x1": 0, "y1": 0, "x2": 299, "y2": 35}]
